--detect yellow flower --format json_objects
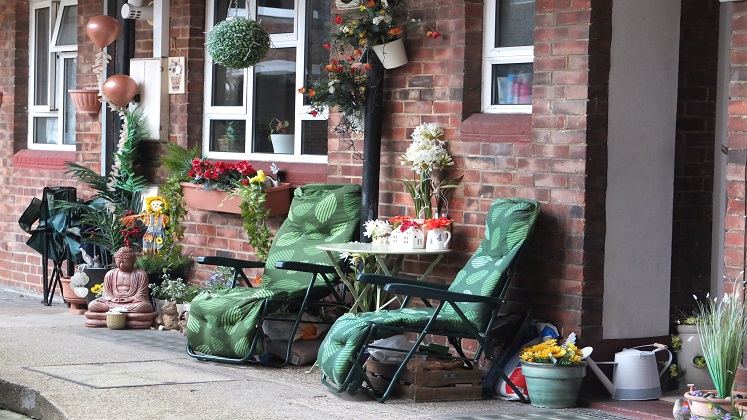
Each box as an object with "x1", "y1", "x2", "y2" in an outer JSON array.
[{"x1": 249, "y1": 170, "x2": 266, "y2": 184}]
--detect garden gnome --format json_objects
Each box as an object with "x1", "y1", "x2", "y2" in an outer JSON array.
[{"x1": 84, "y1": 247, "x2": 158, "y2": 328}]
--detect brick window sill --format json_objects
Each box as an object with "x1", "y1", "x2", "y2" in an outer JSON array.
[
  {"x1": 461, "y1": 113, "x2": 531, "y2": 143},
  {"x1": 13, "y1": 149, "x2": 76, "y2": 170}
]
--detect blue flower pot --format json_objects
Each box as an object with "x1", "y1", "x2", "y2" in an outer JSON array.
[{"x1": 521, "y1": 361, "x2": 586, "y2": 408}]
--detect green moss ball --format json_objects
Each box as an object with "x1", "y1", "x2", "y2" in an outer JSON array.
[{"x1": 207, "y1": 17, "x2": 271, "y2": 69}]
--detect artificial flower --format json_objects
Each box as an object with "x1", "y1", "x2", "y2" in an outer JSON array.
[
  {"x1": 423, "y1": 216, "x2": 451, "y2": 230},
  {"x1": 362, "y1": 219, "x2": 393, "y2": 240},
  {"x1": 520, "y1": 333, "x2": 589, "y2": 365}
]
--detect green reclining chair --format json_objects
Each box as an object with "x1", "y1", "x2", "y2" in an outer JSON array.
[
  {"x1": 317, "y1": 198, "x2": 540, "y2": 402},
  {"x1": 186, "y1": 183, "x2": 362, "y2": 365}
]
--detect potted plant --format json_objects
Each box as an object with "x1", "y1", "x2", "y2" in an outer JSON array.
[
  {"x1": 671, "y1": 314, "x2": 714, "y2": 391},
  {"x1": 268, "y1": 118, "x2": 293, "y2": 154},
  {"x1": 519, "y1": 333, "x2": 591, "y2": 408},
  {"x1": 149, "y1": 273, "x2": 190, "y2": 311},
  {"x1": 684, "y1": 278, "x2": 747, "y2": 417},
  {"x1": 217, "y1": 120, "x2": 242, "y2": 152}
]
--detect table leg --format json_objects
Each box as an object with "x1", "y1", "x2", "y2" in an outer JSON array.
[
  {"x1": 323, "y1": 250, "x2": 362, "y2": 313},
  {"x1": 418, "y1": 253, "x2": 444, "y2": 281}
]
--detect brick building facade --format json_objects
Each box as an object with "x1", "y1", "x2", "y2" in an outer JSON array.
[{"x1": 0, "y1": 0, "x2": 740, "y2": 383}]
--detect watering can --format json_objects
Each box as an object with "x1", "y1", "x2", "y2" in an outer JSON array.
[{"x1": 586, "y1": 343, "x2": 672, "y2": 400}]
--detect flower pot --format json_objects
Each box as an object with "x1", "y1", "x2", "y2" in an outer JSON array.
[
  {"x1": 106, "y1": 312, "x2": 127, "y2": 330},
  {"x1": 69, "y1": 89, "x2": 101, "y2": 114},
  {"x1": 676, "y1": 324, "x2": 714, "y2": 390},
  {"x1": 60, "y1": 276, "x2": 88, "y2": 315},
  {"x1": 521, "y1": 362, "x2": 586, "y2": 408},
  {"x1": 425, "y1": 228, "x2": 451, "y2": 250},
  {"x1": 270, "y1": 134, "x2": 294, "y2": 154},
  {"x1": 685, "y1": 390, "x2": 733, "y2": 417},
  {"x1": 180, "y1": 181, "x2": 292, "y2": 217},
  {"x1": 371, "y1": 38, "x2": 408, "y2": 69}
]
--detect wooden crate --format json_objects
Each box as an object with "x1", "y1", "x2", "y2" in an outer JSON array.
[{"x1": 365, "y1": 358, "x2": 483, "y2": 402}]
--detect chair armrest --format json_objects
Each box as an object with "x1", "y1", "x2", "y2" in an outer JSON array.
[
  {"x1": 275, "y1": 261, "x2": 337, "y2": 274},
  {"x1": 383, "y1": 283, "x2": 503, "y2": 305},
  {"x1": 196, "y1": 256, "x2": 265, "y2": 270},
  {"x1": 356, "y1": 273, "x2": 449, "y2": 290}
]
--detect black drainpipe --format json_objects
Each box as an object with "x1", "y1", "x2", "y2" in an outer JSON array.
[
  {"x1": 360, "y1": 53, "x2": 384, "y2": 242},
  {"x1": 103, "y1": 0, "x2": 135, "y2": 176}
]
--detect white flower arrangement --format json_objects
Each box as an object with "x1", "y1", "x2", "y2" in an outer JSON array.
[{"x1": 363, "y1": 219, "x2": 393, "y2": 241}]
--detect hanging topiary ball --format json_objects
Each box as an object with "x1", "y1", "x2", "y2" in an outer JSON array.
[{"x1": 207, "y1": 17, "x2": 271, "y2": 69}]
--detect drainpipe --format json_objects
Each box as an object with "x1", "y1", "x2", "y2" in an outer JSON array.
[
  {"x1": 103, "y1": 0, "x2": 135, "y2": 177},
  {"x1": 360, "y1": 53, "x2": 384, "y2": 241}
]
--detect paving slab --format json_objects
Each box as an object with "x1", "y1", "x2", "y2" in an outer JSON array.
[{"x1": 0, "y1": 286, "x2": 643, "y2": 420}]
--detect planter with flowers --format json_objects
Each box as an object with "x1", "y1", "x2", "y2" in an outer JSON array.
[
  {"x1": 684, "y1": 277, "x2": 747, "y2": 417},
  {"x1": 423, "y1": 216, "x2": 452, "y2": 250},
  {"x1": 399, "y1": 123, "x2": 463, "y2": 219},
  {"x1": 363, "y1": 218, "x2": 393, "y2": 245},
  {"x1": 180, "y1": 158, "x2": 291, "y2": 217},
  {"x1": 388, "y1": 216, "x2": 424, "y2": 249},
  {"x1": 519, "y1": 333, "x2": 592, "y2": 408},
  {"x1": 268, "y1": 118, "x2": 293, "y2": 154}
]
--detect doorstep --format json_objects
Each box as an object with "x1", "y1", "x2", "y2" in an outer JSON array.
[{"x1": 580, "y1": 389, "x2": 683, "y2": 419}]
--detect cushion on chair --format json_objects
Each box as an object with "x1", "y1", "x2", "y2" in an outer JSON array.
[
  {"x1": 317, "y1": 198, "x2": 540, "y2": 393},
  {"x1": 186, "y1": 184, "x2": 362, "y2": 359}
]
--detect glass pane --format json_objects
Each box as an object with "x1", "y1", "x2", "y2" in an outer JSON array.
[
  {"x1": 209, "y1": 119, "x2": 246, "y2": 152},
  {"x1": 491, "y1": 63, "x2": 533, "y2": 105},
  {"x1": 252, "y1": 48, "x2": 296, "y2": 154},
  {"x1": 495, "y1": 0, "x2": 535, "y2": 48},
  {"x1": 212, "y1": 65, "x2": 244, "y2": 106},
  {"x1": 55, "y1": 6, "x2": 78, "y2": 46},
  {"x1": 258, "y1": 0, "x2": 295, "y2": 35},
  {"x1": 62, "y1": 57, "x2": 76, "y2": 145},
  {"x1": 34, "y1": 117, "x2": 58, "y2": 144},
  {"x1": 303, "y1": 0, "x2": 331, "y2": 106},
  {"x1": 301, "y1": 120, "x2": 327, "y2": 155},
  {"x1": 34, "y1": 7, "x2": 50, "y2": 106}
]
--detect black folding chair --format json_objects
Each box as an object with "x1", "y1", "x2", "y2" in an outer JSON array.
[{"x1": 19, "y1": 187, "x2": 77, "y2": 305}]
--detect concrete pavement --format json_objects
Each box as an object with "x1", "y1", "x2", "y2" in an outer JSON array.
[{"x1": 0, "y1": 286, "x2": 643, "y2": 420}]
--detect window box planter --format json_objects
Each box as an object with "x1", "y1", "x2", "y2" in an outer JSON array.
[{"x1": 180, "y1": 182, "x2": 292, "y2": 217}]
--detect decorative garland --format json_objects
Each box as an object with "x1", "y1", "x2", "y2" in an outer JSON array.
[{"x1": 207, "y1": 17, "x2": 271, "y2": 69}]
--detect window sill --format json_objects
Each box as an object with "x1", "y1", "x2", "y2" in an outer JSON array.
[
  {"x1": 461, "y1": 113, "x2": 531, "y2": 143},
  {"x1": 13, "y1": 149, "x2": 75, "y2": 170}
]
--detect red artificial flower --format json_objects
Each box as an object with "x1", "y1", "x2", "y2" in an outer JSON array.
[
  {"x1": 309, "y1": 110, "x2": 319, "y2": 117},
  {"x1": 427, "y1": 31, "x2": 442, "y2": 39},
  {"x1": 298, "y1": 87, "x2": 306, "y2": 94},
  {"x1": 423, "y1": 217, "x2": 452, "y2": 230},
  {"x1": 308, "y1": 88, "x2": 316, "y2": 97},
  {"x1": 334, "y1": 15, "x2": 343, "y2": 24},
  {"x1": 388, "y1": 28, "x2": 403, "y2": 36},
  {"x1": 362, "y1": 63, "x2": 372, "y2": 71},
  {"x1": 354, "y1": 49, "x2": 363, "y2": 56},
  {"x1": 366, "y1": 0, "x2": 374, "y2": 6},
  {"x1": 323, "y1": 43, "x2": 331, "y2": 50}
]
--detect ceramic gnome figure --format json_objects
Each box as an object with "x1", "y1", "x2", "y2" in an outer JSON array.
[{"x1": 84, "y1": 247, "x2": 158, "y2": 328}]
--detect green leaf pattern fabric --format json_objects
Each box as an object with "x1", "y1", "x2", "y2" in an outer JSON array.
[
  {"x1": 317, "y1": 198, "x2": 540, "y2": 393},
  {"x1": 186, "y1": 184, "x2": 362, "y2": 359}
]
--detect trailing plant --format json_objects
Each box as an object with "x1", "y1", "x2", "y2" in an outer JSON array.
[{"x1": 234, "y1": 170, "x2": 273, "y2": 262}]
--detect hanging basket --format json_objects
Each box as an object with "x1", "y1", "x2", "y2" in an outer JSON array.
[{"x1": 207, "y1": 17, "x2": 271, "y2": 69}]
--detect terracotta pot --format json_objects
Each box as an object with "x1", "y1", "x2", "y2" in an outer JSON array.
[
  {"x1": 60, "y1": 276, "x2": 88, "y2": 315},
  {"x1": 69, "y1": 89, "x2": 101, "y2": 114},
  {"x1": 685, "y1": 391, "x2": 734, "y2": 417},
  {"x1": 180, "y1": 182, "x2": 292, "y2": 217}
]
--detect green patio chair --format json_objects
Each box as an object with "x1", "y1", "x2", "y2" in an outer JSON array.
[
  {"x1": 186, "y1": 183, "x2": 362, "y2": 365},
  {"x1": 317, "y1": 197, "x2": 540, "y2": 402}
]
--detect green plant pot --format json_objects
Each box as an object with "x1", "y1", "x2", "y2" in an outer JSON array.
[
  {"x1": 83, "y1": 267, "x2": 110, "y2": 305},
  {"x1": 521, "y1": 361, "x2": 586, "y2": 408}
]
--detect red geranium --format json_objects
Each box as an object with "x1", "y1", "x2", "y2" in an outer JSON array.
[
  {"x1": 188, "y1": 158, "x2": 257, "y2": 191},
  {"x1": 388, "y1": 215, "x2": 422, "y2": 232}
]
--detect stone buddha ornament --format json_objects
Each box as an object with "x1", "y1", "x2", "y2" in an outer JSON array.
[{"x1": 84, "y1": 247, "x2": 158, "y2": 328}]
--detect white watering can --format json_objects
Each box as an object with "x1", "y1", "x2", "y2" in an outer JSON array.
[{"x1": 586, "y1": 343, "x2": 672, "y2": 400}]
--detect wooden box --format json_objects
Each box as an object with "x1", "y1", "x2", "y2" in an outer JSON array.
[{"x1": 365, "y1": 358, "x2": 483, "y2": 402}]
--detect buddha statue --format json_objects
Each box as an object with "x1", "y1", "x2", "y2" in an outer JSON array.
[{"x1": 84, "y1": 247, "x2": 158, "y2": 328}]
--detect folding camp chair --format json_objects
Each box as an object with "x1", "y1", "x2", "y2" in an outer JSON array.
[
  {"x1": 18, "y1": 187, "x2": 78, "y2": 305},
  {"x1": 186, "y1": 183, "x2": 361, "y2": 366},
  {"x1": 317, "y1": 198, "x2": 540, "y2": 402}
]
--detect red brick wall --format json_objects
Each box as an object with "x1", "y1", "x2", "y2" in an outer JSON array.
[{"x1": 670, "y1": 0, "x2": 718, "y2": 319}]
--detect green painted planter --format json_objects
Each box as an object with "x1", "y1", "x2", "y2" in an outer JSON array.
[{"x1": 521, "y1": 361, "x2": 586, "y2": 408}]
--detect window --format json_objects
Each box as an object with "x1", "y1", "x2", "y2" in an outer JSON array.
[
  {"x1": 204, "y1": 0, "x2": 330, "y2": 162},
  {"x1": 29, "y1": 0, "x2": 78, "y2": 150},
  {"x1": 482, "y1": 0, "x2": 535, "y2": 114}
]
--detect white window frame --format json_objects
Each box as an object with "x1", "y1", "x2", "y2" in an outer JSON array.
[
  {"x1": 482, "y1": 0, "x2": 534, "y2": 114},
  {"x1": 204, "y1": 0, "x2": 327, "y2": 164},
  {"x1": 28, "y1": 0, "x2": 78, "y2": 151}
]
